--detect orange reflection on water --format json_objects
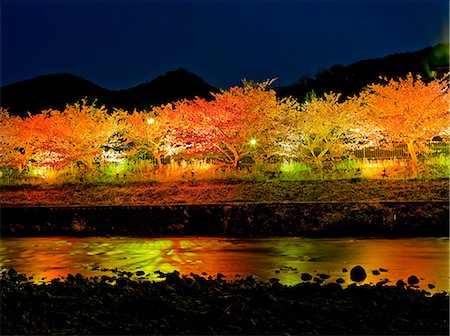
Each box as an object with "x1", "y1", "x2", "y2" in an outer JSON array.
[
  {"x1": 341, "y1": 239, "x2": 448, "y2": 288},
  {"x1": 0, "y1": 237, "x2": 448, "y2": 292}
]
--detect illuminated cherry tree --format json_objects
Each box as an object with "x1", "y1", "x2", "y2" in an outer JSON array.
[
  {"x1": 185, "y1": 79, "x2": 292, "y2": 168},
  {"x1": 275, "y1": 92, "x2": 364, "y2": 168},
  {"x1": 361, "y1": 74, "x2": 449, "y2": 167},
  {"x1": 124, "y1": 99, "x2": 198, "y2": 166},
  {"x1": 43, "y1": 100, "x2": 118, "y2": 170},
  {"x1": 0, "y1": 109, "x2": 50, "y2": 173}
]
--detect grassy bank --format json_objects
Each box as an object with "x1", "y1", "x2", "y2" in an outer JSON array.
[{"x1": 1, "y1": 179, "x2": 448, "y2": 206}]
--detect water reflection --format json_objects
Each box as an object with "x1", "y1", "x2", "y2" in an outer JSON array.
[{"x1": 0, "y1": 237, "x2": 448, "y2": 292}]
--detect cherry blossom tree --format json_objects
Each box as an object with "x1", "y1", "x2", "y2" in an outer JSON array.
[
  {"x1": 185, "y1": 79, "x2": 294, "y2": 168},
  {"x1": 361, "y1": 74, "x2": 449, "y2": 168},
  {"x1": 43, "y1": 100, "x2": 118, "y2": 170},
  {"x1": 0, "y1": 109, "x2": 49, "y2": 173},
  {"x1": 275, "y1": 92, "x2": 365, "y2": 168},
  {"x1": 123, "y1": 99, "x2": 199, "y2": 167}
]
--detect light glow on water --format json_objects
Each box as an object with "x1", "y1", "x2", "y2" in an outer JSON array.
[{"x1": 0, "y1": 237, "x2": 448, "y2": 293}]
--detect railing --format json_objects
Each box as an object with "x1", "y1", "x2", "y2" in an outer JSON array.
[
  {"x1": 120, "y1": 142, "x2": 449, "y2": 165},
  {"x1": 353, "y1": 141, "x2": 449, "y2": 160},
  {"x1": 354, "y1": 146, "x2": 408, "y2": 160}
]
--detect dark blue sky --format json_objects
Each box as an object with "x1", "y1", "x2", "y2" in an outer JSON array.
[{"x1": 1, "y1": 0, "x2": 448, "y2": 90}]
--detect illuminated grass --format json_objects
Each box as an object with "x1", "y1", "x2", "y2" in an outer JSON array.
[
  {"x1": 0, "y1": 155, "x2": 449, "y2": 187},
  {"x1": 278, "y1": 160, "x2": 314, "y2": 181},
  {"x1": 420, "y1": 154, "x2": 450, "y2": 179}
]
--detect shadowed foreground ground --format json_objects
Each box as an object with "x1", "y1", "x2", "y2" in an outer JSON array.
[
  {"x1": 2, "y1": 180, "x2": 448, "y2": 334},
  {"x1": 1, "y1": 268, "x2": 448, "y2": 335}
]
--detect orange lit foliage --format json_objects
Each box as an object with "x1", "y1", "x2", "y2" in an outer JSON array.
[
  {"x1": 124, "y1": 109, "x2": 171, "y2": 167},
  {"x1": 43, "y1": 101, "x2": 118, "y2": 170},
  {"x1": 1, "y1": 75, "x2": 448, "y2": 177},
  {"x1": 124, "y1": 100, "x2": 196, "y2": 167},
  {"x1": 361, "y1": 74, "x2": 449, "y2": 167},
  {"x1": 166, "y1": 98, "x2": 215, "y2": 157},
  {"x1": 123, "y1": 81, "x2": 299, "y2": 169},
  {"x1": 277, "y1": 93, "x2": 363, "y2": 168},
  {"x1": 188, "y1": 80, "x2": 289, "y2": 168},
  {"x1": 0, "y1": 109, "x2": 49, "y2": 173}
]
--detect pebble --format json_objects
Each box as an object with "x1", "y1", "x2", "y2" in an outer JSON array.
[
  {"x1": 301, "y1": 273, "x2": 312, "y2": 281},
  {"x1": 116, "y1": 277, "x2": 129, "y2": 287},
  {"x1": 318, "y1": 273, "x2": 331, "y2": 280},
  {"x1": 396, "y1": 279, "x2": 406, "y2": 288},
  {"x1": 407, "y1": 275, "x2": 420, "y2": 285},
  {"x1": 350, "y1": 266, "x2": 367, "y2": 282},
  {"x1": 376, "y1": 279, "x2": 389, "y2": 286}
]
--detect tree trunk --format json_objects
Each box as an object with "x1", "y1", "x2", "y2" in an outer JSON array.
[
  {"x1": 406, "y1": 140, "x2": 418, "y2": 174},
  {"x1": 232, "y1": 156, "x2": 239, "y2": 169},
  {"x1": 227, "y1": 144, "x2": 240, "y2": 170},
  {"x1": 153, "y1": 149, "x2": 162, "y2": 167},
  {"x1": 156, "y1": 155, "x2": 162, "y2": 167}
]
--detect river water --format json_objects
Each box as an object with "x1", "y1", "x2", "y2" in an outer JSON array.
[{"x1": 1, "y1": 237, "x2": 448, "y2": 292}]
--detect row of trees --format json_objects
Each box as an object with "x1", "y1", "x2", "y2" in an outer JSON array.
[{"x1": 1, "y1": 74, "x2": 448, "y2": 174}]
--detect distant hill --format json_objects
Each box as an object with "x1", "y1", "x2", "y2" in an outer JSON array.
[
  {"x1": 2, "y1": 44, "x2": 448, "y2": 117},
  {"x1": 0, "y1": 74, "x2": 110, "y2": 117},
  {"x1": 112, "y1": 68, "x2": 218, "y2": 111},
  {"x1": 275, "y1": 43, "x2": 449, "y2": 100},
  {"x1": 0, "y1": 68, "x2": 218, "y2": 117}
]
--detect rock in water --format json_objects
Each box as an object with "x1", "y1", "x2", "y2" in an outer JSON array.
[
  {"x1": 318, "y1": 273, "x2": 331, "y2": 280},
  {"x1": 407, "y1": 275, "x2": 420, "y2": 285},
  {"x1": 350, "y1": 266, "x2": 367, "y2": 282},
  {"x1": 396, "y1": 279, "x2": 406, "y2": 288},
  {"x1": 301, "y1": 273, "x2": 312, "y2": 281}
]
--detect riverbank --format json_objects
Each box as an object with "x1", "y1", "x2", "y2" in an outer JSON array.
[
  {"x1": 1, "y1": 179, "x2": 448, "y2": 206},
  {"x1": 1, "y1": 268, "x2": 448, "y2": 335},
  {"x1": 2, "y1": 179, "x2": 448, "y2": 237},
  {"x1": 2, "y1": 201, "x2": 448, "y2": 237}
]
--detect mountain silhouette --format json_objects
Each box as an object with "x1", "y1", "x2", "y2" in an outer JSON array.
[
  {"x1": 1, "y1": 68, "x2": 218, "y2": 117},
  {"x1": 1, "y1": 73, "x2": 110, "y2": 117},
  {"x1": 1, "y1": 44, "x2": 448, "y2": 117},
  {"x1": 112, "y1": 68, "x2": 218, "y2": 111},
  {"x1": 275, "y1": 43, "x2": 449, "y2": 101}
]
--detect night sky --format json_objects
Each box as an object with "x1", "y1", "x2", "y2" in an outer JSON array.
[{"x1": 1, "y1": 0, "x2": 448, "y2": 90}]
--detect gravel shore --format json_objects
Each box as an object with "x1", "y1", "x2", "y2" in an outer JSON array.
[{"x1": 1, "y1": 268, "x2": 448, "y2": 335}]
